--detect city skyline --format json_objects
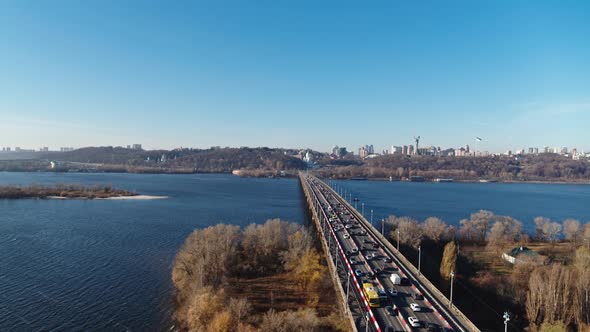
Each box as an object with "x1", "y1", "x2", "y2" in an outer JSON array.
[{"x1": 2, "y1": 2, "x2": 589, "y2": 152}]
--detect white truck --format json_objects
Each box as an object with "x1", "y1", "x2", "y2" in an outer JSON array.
[{"x1": 389, "y1": 273, "x2": 401, "y2": 285}]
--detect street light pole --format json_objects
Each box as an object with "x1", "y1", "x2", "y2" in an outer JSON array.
[
  {"x1": 418, "y1": 245, "x2": 422, "y2": 276},
  {"x1": 503, "y1": 312, "x2": 510, "y2": 332},
  {"x1": 381, "y1": 218, "x2": 385, "y2": 235},
  {"x1": 449, "y1": 271, "x2": 455, "y2": 309},
  {"x1": 361, "y1": 203, "x2": 365, "y2": 217},
  {"x1": 397, "y1": 229, "x2": 400, "y2": 251},
  {"x1": 370, "y1": 209, "x2": 373, "y2": 224}
]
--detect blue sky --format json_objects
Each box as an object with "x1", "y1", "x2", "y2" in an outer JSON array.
[{"x1": 1, "y1": 1, "x2": 589, "y2": 152}]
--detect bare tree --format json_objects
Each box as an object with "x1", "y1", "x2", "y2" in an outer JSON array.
[
  {"x1": 384, "y1": 215, "x2": 400, "y2": 235},
  {"x1": 574, "y1": 247, "x2": 590, "y2": 326},
  {"x1": 526, "y1": 268, "x2": 544, "y2": 328},
  {"x1": 563, "y1": 219, "x2": 582, "y2": 247},
  {"x1": 487, "y1": 216, "x2": 523, "y2": 252},
  {"x1": 458, "y1": 218, "x2": 478, "y2": 242},
  {"x1": 543, "y1": 222, "x2": 563, "y2": 247},
  {"x1": 228, "y1": 297, "x2": 251, "y2": 329},
  {"x1": 423, "y1": 217, "x2": 449, "y2": 242},
  {"x1": 527, "y1": 265, "x2": 575, "y2": 327},
  {"x1": 470, "y1": 210, "x2": 495, "y2": 241},
  {"x1": 534, "y1": 217, "x2": 551, "y2": 241},
  {"x1": 396, "y1": 217, "x2": 424, "y2": 248}
]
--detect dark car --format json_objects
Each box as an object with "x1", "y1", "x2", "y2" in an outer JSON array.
[
  {"x1": 425, "y1": 322, "x2": 445, "y2": 331},
  {"x1": 412, "y1": 292, "x2": 423, "y2": 300},
  {"x1": 385, "y1": 305, "x2": 397, "y2": 316}
]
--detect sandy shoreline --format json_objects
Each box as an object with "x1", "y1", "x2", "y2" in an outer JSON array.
[
  {"x1": 98, "y1": 195, "x2": 168, "y2": 200},
  {"x1": 46, "y1": 195, "x2": 168, "y2": 200}
]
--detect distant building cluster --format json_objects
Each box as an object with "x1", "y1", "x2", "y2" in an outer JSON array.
[
  {"x1": 358, "y1": 145, "x2": 374, "y2": 158},
  {"x1": 331, "y1": 146, "x2": 349, "y2": 158},
  {"x1": 504, "y1": 146, "x2": 587, "y2": 160},
  {"x1": 327, "y1": 138, "x2": 590, "y2": 161}
]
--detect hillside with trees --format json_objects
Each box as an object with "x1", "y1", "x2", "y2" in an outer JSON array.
[
  {"x1": 0, "y1": 147, "x2": 307, "y2": 174},
  {"x1": 315, "y1": 154, "x2": 590, "y2": 182},
  {"x1": 171, "y1": 219, "x2": 348, "y2": 332}
]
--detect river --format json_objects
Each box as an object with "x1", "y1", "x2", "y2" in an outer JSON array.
[{"x1": 0, "y1": 173, "x2": 588, "y2": 331}]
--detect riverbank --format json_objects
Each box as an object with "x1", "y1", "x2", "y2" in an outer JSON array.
[
  {"x1": 316, "y1": 175, "x2": 590, "y2": 185},
  {"x1": 171, "y1": 220, "x2": 347, "y2": 331}
]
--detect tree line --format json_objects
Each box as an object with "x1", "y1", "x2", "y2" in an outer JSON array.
[
  {"x1": 384, "y1": 211, "x2": 590, "y2": 331},
  {"x1": 171, "y1": 219, "x2": 346, "y2": 332},
  {"x1": 0, "y1": 184, "x2": 136, "y2": 199},
  {"x1": 315, "y1": 154, "x2": 590, "y2": 181}
]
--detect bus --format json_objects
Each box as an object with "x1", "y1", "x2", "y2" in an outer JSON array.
[{"x1": 362, "y1": 283, "x2": 385, "y2": 307}]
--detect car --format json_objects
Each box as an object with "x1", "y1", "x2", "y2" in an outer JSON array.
[
  {"x1": 425, "y1": 323, "x2": 445, "y2": 332},
  {"x1": 366, "y1": 272, "x2": 375, "y2": 279},
  {"x1": 410, "y1": 303, "x2": 421, "y2": 312},
  {"x1": 371, "y1": 252, "x2": 378, "y2": 258},
  {"x1": 364, "y1": 239, "x2": 373, "y2": 243},
  {"x1": 345, "y1": 225, "x2": 352, "y2": 229},
  {"x1": 388, "y1": 288, "x2": 398, "y2": 296},
  {"x1": 365, "y1": 255, "x2": 372, "y2": 261},
  {"x1": 372, "y1": 242, "x2": 380, "y2": 248},
  {"x1": 354, "y1": 269, "x2": 363, "y2": 277},
  {"x1": 374, "y1": 267, "x2": 382, "y2": 274},
  {"x1": 359, "y1": 230, "x2": 367, "y2": 235},
  {"x1": 351, "y1": 248, "x2": 358, "y2": 254},
  {"x1": 407, "y1": 316, "x2": 420, "y2": 328},
  {"x1": 385, "y1": 305, "x2": 397, "y2": 316},
  {"x1": 383, "y1": 257, "x2": 392, "y2": 263},
  {"x1": 412, "y1": 292, "x2": 423, "y2": 300},
  {"x1": 343, "y1": 234, "x2": 350, "y2": 239},
  {"x1": 350, "y1": 258, "x2": 358, "y2": 265}
]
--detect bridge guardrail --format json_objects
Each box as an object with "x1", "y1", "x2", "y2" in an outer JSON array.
[{"x1": 299, "y1": 174, "x2": 358, "y2": 332}]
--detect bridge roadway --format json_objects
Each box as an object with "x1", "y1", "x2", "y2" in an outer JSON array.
[{"x1": 302, "y1": 173, "x2": 477, "y2": 332}]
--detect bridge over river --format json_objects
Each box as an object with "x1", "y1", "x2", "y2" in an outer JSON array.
[{"x1": 300, "y1": 172, "x2": 480, "y2": 332}]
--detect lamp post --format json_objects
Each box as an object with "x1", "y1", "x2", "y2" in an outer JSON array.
[
  {"x1": 381, "y1": 218, "x2": 385, "y2": 235},
  {"x1": 449, "y1": 271, "x2": 455, "y2": 309},
  {"x1": 370, "y1": 209, "x2": 373, "y2": 224},
  {"x1": 503, "y1": 312, "x2": 510, "y2": 332},
  {"x1": 397, "y1": 229, "x2": 400, "y2": 250},
  {"x1": 361, "y1": 203, "x2": 365, "y2": 217},
  {"x1": 418, "y1": 245, "x2": 422, "y2": 276}
]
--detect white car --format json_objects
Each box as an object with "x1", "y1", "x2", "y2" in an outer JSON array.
[
  {"x1": 410, "y1": 303, "x2": 421, "y2": 312},
  {"x1": 343, "y1": 234, "x2": 350, "y2": 239},
  {"x1": 408, "y1": 316, "x2": 420, "y2": 327},
  {"x1": 365, "y1": 255, "x2": 372, "y2": 261}
]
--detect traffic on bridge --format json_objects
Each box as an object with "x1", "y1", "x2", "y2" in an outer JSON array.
[{"x1": 300, "y1": 173, "x2": 478, "y2": 332}]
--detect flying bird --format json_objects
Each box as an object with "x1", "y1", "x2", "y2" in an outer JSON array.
[{"x1": 476, "y1": 137, "x2": 483, "y2": 142}]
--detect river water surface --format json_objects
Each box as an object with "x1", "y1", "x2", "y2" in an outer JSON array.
[{"x1": 1, "y1": 173, "x2": 589, "y2": 331}]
